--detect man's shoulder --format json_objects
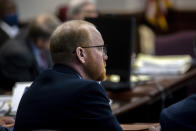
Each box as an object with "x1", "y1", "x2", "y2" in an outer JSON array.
[
  {"x1": 161, "y1": 95, "x2": 196, "y2": 126},
  {"x1": 160, "y1": 95, "x2": 196, "y2": 130},
  {"x1": 35, "y1": 69, "x2": 105, "y2": 95},
  {"x1": 35, "y1": 69, "x2": 102, "y2": 88},
  {"x1": 166, "y1": 94, "x2": 196, "y2": 112}
]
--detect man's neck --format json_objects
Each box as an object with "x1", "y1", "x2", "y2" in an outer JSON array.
[{"x1": 65, "y1": 62, "x2": 90, "y2": 80}]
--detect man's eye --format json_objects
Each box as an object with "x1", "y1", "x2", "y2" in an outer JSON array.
[{"x1": 98, "y1": 47, "x2": 103, "y2": 51}]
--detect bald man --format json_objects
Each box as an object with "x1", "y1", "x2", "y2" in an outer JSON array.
[{"x1": 14, "y1": 20, "x2": 122, "y2": 131}]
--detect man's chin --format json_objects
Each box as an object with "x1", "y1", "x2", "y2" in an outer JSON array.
[
  {"x1": 97, "y1": 73, "x2": 106, "y2": 82},
  {"x1": 103, "y1": 69, "x2": 107, "y2": 80},
  {"x1": 102, "y1": 74, "x2": 107, "y2": 81}
]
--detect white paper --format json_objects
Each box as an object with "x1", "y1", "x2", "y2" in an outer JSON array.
[
  {"x1": 11, "y1": 82, "x2": 32, "y2": 113},
  {"x1": 133, "y1": 54, "x2": 192, "y2": 75}
]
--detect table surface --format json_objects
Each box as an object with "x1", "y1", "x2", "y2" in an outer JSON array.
[{"x1": 108, "y1": 68, "x2": 196, "y2": 116}]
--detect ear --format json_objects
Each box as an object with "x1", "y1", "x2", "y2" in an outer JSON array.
[{"x1": 75, "y1": 47, "x2": 86, "y2": 64}]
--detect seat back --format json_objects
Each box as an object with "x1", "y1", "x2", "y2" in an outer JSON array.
[{"x1": 155, "y1": 31, "x2": 196, "y2": 58}]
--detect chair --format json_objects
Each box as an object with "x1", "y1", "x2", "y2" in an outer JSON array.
[
  {"x1": 155, "y1": 31, "x2": 196, "y2": 96},
  {"x1": 155, "y1": 31, "x2": 196, "y2": 58}
]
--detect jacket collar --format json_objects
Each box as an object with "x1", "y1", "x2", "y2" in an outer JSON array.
[{"x1": 53, "y1": 64, "x2": 82, "y2": 79}]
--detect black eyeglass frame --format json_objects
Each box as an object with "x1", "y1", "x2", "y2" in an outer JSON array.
[{"x1": 72, "y1": 45, "x2": 107, "y2": 54}]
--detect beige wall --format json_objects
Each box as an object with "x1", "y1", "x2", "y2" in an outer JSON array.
[
  {"x1": 14, "y1": 0, "x2": 69, "y2": 21},
  {"x1": 173, "y1": 0, "x2": 196, "y2": 10},
  {"x1": 14, "y1": 0, "x2": 196, "y2": 21},
  {"x1": 97, "y1": 0, "x2": 196, "y2": 13},
  {"x1": 97, "y1": 0, "x2": 146, "y2": 13}
]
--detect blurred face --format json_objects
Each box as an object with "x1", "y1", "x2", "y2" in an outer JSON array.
[
  {"x1": 84, "y1": 27, "x2": 108, "y2": 81},
  {"x1": 2, "y1": 0, "x2": 17, "y2": 15},
  {"x1": 79, "y1": 3, "x2": 98, "y2": 20},
  {"x1": 0, "y1": 0, "x2": 18, "y2": 26},
  {"x1": 6, "y1": 0, "x2": 16, "y2": 14},
  {"x1": 36, "y1": 38, "x2": 50, "y2": 50}
]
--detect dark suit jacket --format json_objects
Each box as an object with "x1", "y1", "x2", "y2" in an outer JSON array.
[
  {"x1": 0, "y1": 24, "x2": 24, "y2": 49},
  {"x1": 0, "y1": 27, "x2": 9, "y2": 48},
  {"x1": 0, "y1": 35, "x2": 52, "y2": 90},
  {"x1": 14, "y1": 64, "x2": 122, "y2": 131},
  {"x1": 160, "y1": 94, "x2": 196, "y2": 131}
]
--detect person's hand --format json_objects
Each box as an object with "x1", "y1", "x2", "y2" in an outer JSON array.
[{"x1": 0, "y1": 116, "x2": 15, "y2": 128}]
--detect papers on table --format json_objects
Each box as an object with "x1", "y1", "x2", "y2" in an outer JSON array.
[
  {"x1": 0, "y1": 82, "x2": 32, "y2": 116},
  {"x1": 11, "y1": 82, "x2": 32, "y2": 115},
  {"x1": 133, "y1": 54, "x2": 192, "y2": 75},
  {"x1": 0, "y1": 95, "x2": 12, "y2": 115}
]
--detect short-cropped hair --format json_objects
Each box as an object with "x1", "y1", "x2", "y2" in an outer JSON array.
[
  {"x1": 50, "y1": 20, "x2": 94, "y2": 64},
  {"x1": 28, "y1": 14, "x2": 60, "y2": 41}
]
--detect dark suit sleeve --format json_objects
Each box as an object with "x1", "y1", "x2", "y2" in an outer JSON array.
[
  {"x1": 77, "y1": 82, "x2": 123, "y2": 131},
  {"x1": 0, "y1": 28, "x2": 9, "y2": 48},
  {"x1": 160, "y1": 95, "x2": 196, "y2": 131},
  {"x1": 160, "y1": 108, "x2": 177, "y2": 131},
  {"x1": 160, "y1": 107, "x2": 193, "y2": 131}
]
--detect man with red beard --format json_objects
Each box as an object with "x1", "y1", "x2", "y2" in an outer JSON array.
[{"x1": 14, "y1": 20, "x2": 123, "y2": 131}]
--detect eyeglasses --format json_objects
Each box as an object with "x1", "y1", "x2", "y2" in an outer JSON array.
[{"x1": 73, "y1": 45, "x2": 107, "y2": 55}]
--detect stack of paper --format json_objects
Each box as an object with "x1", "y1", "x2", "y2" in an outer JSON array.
[
  {"x1": 133, "y1": 54, "x2": 192, "y2": 75},
  {"x1": 11, "y1": 82, "x2": 32, "y2": 115}
]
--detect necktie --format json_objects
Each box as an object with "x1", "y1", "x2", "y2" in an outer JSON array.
[{"x1": 40, "y1": 51, "x2": 47, "y2": 69}]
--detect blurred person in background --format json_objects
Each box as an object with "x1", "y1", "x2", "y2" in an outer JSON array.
[
  {"x1": 0, "y1": 14, "x2": 60, "y2": 90},
  {"x1": 56, "y1": 4, "x2": 68, "y2": 22},
  {"x1": 0, "y1": 0, "x2": 20, "y2": 48},
  {"x1": 67, "y1": 0, "x2": 98, "y2": 20}
]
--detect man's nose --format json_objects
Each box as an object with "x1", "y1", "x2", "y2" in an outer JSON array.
[{"x1": 104, "y1": 54, "x2": 108, "y2": 61}]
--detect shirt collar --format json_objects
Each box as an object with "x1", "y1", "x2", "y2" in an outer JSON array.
[{"x1": 0, "y1": 21, "x2": 19, "y2": 38}]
